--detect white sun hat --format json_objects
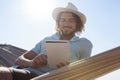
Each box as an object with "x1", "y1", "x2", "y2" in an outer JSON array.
[{"x1": 52, "y1": 2, "x2": 86, "y2": 24}]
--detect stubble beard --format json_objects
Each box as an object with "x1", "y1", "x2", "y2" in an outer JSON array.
[{"x1": 60, "y1": 28, "x2": 75, "y2": 36}]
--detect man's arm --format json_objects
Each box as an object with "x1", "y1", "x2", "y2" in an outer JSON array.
[
  {"x1": 14, "y1": 50, "x2": 47, "y2": 68},
  {"x1": 14, "y1": 50, "x2": 36, "y2": 67}
]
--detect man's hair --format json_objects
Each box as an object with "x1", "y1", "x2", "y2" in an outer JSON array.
[{"x1": 55, "y1": 12, "x2": 85, "y2": 35}]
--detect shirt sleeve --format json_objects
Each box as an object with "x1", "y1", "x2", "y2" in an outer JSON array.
[
  {"x1": 31, "y1": 41, "x2": 42, "y2": 55},
  {"x1": 79, "y1": 38, "x2": 93, "y2": 59}
]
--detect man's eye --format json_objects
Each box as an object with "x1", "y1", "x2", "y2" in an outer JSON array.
[
  {"x1": 69, "y1": 19, "x2": 76, "y2": 22},
  {"x1": 60, "y1": 19, "x2": 65, "y2": 22}
]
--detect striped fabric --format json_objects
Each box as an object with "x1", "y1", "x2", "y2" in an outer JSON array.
[{"x1": 0, "y1": 44, "x2": 27, "y2": 67}]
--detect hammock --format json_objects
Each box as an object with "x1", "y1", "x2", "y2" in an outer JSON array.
[
  {"x1": 0, "y1": 44, "x2": 120, "y2": 80},
  {"x1": 0, "y1": 44, "x2": 26, "y2": 67}
]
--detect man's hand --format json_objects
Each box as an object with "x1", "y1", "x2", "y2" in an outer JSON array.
[
  {"x1": 31, "y1": 54, "x2": 47, "y2": 68},
  {"x1": 56, "y1": 61, "x2": 70, "y2": 68}
]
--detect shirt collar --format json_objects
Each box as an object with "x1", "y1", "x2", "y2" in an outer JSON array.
[{"x1": 54, "y1": 32, "x2": 80, "y2": 41}]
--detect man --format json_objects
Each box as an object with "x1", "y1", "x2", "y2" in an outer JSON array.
[{"x1": 0, "y1": 2, "x2": 93, "y2": 80}]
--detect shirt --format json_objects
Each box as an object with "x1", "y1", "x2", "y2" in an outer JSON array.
[{"x1": 25, "y1": 33, "x2": 93, "y2": 75}]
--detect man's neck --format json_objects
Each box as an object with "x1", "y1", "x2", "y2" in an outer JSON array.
[{"x1": 60, "y1": 34, "x2": 74, "y2": 40}]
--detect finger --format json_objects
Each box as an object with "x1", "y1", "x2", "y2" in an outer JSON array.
[
  {"x1": 56, "y1": 62, "x2": 65, "y2": 68},
  {"x1": 66, "y1": 61, "x2": 70, "y2": 65},
  {"x1": 38, "y1": 55, "x2": 47, "y2": 65},
  {"x1": 56, "y1": 64, "x2": 61, "y2": 68},
  {"x1": 33, "y1": 55, "x2": 43, "y2": 65},
  {"x1": 41, "y1": 55, "x2": 47, "y2": 65},
  {"x1": 34, "y1": 57, "x2": 41, "y2": 65},
  {"x1": 60, "y1": 62, "x2": 66, "y2": 66}
]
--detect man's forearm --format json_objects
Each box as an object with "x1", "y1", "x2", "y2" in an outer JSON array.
[{"x1": 14, "y1": 55, "x2": 32, "y2": 68}]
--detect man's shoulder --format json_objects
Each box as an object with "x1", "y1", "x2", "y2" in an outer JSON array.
[
  {"x1": 79, "y1": 37, "x2": 90, "y2": 41},
  {"x1": 79, "y1": 37, "x2": 93, "y2": 47}
]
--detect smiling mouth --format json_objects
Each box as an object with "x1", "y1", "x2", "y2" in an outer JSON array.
[
  {"x1": 63, "y1": 26, "x2": 71, "y2": 29},
  {"x1": 60, "y1": 26, "x2": 72, "y2": 31}
]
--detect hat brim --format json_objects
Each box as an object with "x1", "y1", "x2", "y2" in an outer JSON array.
[{"x1": 52, "y1": 7, "x2": 86, "y2": 24}]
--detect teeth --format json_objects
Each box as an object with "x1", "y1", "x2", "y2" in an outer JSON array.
[{"x1": 64, "y1": 27, "x2": 70, "y2": 29}]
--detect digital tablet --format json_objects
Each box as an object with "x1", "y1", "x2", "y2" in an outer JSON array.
[{"x1": 45, "y1": 40, "x2": 70, "y2": 69}]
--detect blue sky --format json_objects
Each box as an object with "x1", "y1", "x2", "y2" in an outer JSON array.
[{"x1": 0, "y1": 0, "x2": 120, "y2": 79}]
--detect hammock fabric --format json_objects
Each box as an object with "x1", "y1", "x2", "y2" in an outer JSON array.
[{"x1": 0, "y1": 44, "x2": 26, "y2": 67}]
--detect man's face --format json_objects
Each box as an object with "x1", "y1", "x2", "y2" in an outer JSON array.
[{"x1": 58, "y1": 12, "x2": 77, "y2": 36}]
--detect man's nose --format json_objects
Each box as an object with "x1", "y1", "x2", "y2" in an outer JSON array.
[{"x1": 63, "y1": 20, "x2": 71, "y2": 26}]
